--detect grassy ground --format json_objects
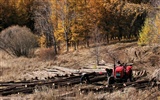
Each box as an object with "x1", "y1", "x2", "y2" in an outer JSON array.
[{"x1": 1, "y1": 86, "x2": 159, "y2": 100}]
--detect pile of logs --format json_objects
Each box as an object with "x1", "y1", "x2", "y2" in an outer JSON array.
[
  {"x1": 0, "y1": 72, "x2": 106, "y2": 96},
  {"x1": 0, "y1": 68, "x2": 158, "y2": 96}
]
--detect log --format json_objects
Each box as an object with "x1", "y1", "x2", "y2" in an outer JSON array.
[
  {"x1": 79, "y1": 69, "x2": 106, "y2": 73},
  {"x1": 90, "y1": 75, "x2": 107, "y2": 82},
  {"x1": 0, "y1": 75, "x2": 80, "y2": 87},
  {"x1": 52, "y1": 66, "x2": 79, "y2": 74},
  {"x1": 0, "y1": 87, "x2": 34, "y2": 96},
  {"x1": 0, "y1": 86, "x2": 16, "y2": 92},
  {"x1": 0, "y1": 70, "x2": 152, "y2": 96}
]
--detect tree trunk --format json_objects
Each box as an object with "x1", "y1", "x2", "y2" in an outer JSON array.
[
  {"x1": 86, "y1": 40, "x2": 89, "y2": 48},
  {"x1": 65, "y1": 31, "x2": 69, "y2": 52},
  {"x1": 118, "y1": 26, "x2": 122, "y2": 41},
  {"x1": 52, "y1": 34, "x2": 57, "y2": 54}
]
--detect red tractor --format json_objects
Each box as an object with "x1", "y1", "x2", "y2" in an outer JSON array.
[{"x1": 106, "y1": 63, "x2": 133, "y2": 85}]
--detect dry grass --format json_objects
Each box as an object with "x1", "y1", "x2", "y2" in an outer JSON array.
[
  {"x1": 0, "y1": 50, "x2": 55, "y2": 81},
  {"x1": 8, "y1": 86, "x2": 158, "y2": 100},
  {"x1": 99, "y1": 87, "x2": 160, "y2": 100},
  {"x1": 1, "y1": 42, "x2": 160, "y2": 81},
  {"x1": 37, "y1": 48, "x2": 56, "y2": 61},
  {"x1": 0, "y1": 42, "x2": 160, "y2": 99}
]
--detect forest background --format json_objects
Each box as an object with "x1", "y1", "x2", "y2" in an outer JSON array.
[{"x1": 0, "y1": 0, "x2": 159, "y2": 57}]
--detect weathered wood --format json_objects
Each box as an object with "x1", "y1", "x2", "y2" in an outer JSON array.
[
  {"x1": 0, "y1": 70, "x2": 154, "y2": 96},
  {"x1": 0, "y1": 72, "x2": 105, "y2": 96},
  {"x1": 79, "y1": 69, "x2": 106, "y2": 73},
  {"x1": 90, "y1": 75, "x2": 107, "y2": 82},
  {"x1": 0, "y1": 75, "x2": 80, "y2": 87},
  {"x1": 0, "y1": 87, "x2": 34, "y2": 96},
  {"x1": 52, "y1": 66, "x2": 79, "y2": 74},
  {"x1": 0, "y1": 86, "x2": 16, "y2": 92}
]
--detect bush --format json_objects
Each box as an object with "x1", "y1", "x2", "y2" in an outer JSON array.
[
  {"x1": 38, "y1": 47, "x2": 56, "y2": 61},
  {"x1": 138, "y1": 18, "x2": 150, "y2": 46},
  {"x1": 0, "y1": 25, "x2": 38, "y2": 57},
  {"x1": 138, "y1": 14, "x2": 160, "y2": 46}
]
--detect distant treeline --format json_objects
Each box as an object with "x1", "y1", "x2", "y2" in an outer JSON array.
[{"x1": 0, "y1": 0, "x2": 159, "y2": 53}]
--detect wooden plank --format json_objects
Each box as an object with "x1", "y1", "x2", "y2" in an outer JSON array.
[{"x1": 79, "y1": 69, "x2": 106, "y2": 73}]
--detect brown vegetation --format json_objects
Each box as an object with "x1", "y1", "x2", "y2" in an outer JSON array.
[
  {"x1": 37, "y1": 47, "x2": 57, "y2": 61},
  {"x1": 0, "y1": 0, "x2": 159, "y2": 99},
  {"x1": 0, "y1": 42, "x2": 159, "y2": 81},
  {"x1": 0, "y1": 0, "x2": 159, "y2": 53},
  {"x1": 0, "y1": 26, "x2": 38, "y2": 57},
  {"x1": 0, "y1": 42, "x2": 160, "y2": 99}
]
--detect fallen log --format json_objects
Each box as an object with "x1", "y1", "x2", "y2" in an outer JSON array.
[
  {"x1": 0, "y1": 71, "x2": 152, "y2": 96},
  {"x1": 90, "y1": 75, "x2": 107, "y2": 83},
  {"x1": 0, "y1": 87, "x2": 34, "y2": 96},
  {"x1": 0, "y1": 86, "x2": 16, "y2": 92},
  {"x1": 52, "y1": 66, "x2": 79, "y2": 74},
  {"x1": 0, "y1": 72, "x2": 107, "y2": 96}
]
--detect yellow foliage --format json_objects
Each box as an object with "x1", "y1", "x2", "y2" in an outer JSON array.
[
  {"x1": 138, "y1": 18, "x2": 150, "y2": 46},
  {"x1": 54, "y1": 28, "x2": 65, "y2": 41},
  {"x1": 152, "y1": 13, "x2": 160, "y2": 44},
  {"x1": 155, "y1": 13, "x2": 160, "y2": 38},
  {"x1": 70, "y1": 24, "x2": 85, "y2": 42},
  {"x1": 138, "y1": 13, "x2": 160, "y2": 46},
  {"x1": 38, "y1": 34, "x2": 47, "y2": 48},
  {"x1": 71, "y1": 33, "x2": 79, "y2": 41}
]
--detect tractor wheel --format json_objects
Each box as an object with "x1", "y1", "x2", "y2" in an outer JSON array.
[
  {"x1": 129, "y1": 70, "x2": 133, "y2": 82},
  {"x1": 108, "y1": 77, "x2": 115, "y2": 85}
]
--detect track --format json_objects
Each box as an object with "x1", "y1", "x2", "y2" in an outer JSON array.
[{"x1": 0, "y1": 69, "x2": 158, "y2": 96}]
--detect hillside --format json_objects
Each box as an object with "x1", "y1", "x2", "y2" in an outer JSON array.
[
  {"x1": 0, "y1": 42, "x2": 159, "y2": 81},
  {"x1": 0, "y1": 42, "x2": 160, "y2": 99}
]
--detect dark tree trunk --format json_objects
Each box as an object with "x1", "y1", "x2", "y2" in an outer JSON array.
[
  {"x1": 118, "y1": 26, "x2": 123, "y2": 41},
  {"x1": 65, "y1": 31, "x2": 69, "y2": 52}
]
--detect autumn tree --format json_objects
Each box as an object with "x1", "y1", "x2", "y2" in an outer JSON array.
[
  {"x1": 32, "y1": 0, "x2": 57, "y2": 53},
  {"x1": 0, "y1": 0, "x2": 34, "y2": 31},
  {"x1": 138, "y1": 0, "x2": 160, "y2": 45},
  {"x1": 102, "y1": 1, "x2": 148, "y2": 42},
  {"x1": 70, "y1": 0, "x2": 91, "y2": 49},
  {"x1": 53, "y1": 0, "x2": 74, "y2": 52}
]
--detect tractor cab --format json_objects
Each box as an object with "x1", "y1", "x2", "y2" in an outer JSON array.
[{"x1": 114, "y1": 66, "x2": 125, "y2": 79}]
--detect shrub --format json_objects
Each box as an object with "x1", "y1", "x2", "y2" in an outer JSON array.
[
  {"x1": 38, "y1": 47, "x2": 56, "y2": 60},
  {"x1": 138, "y1": 18, "x2": 150, "y2": 46},
  {"x1": 0, "y1": 25, "x2": 38, "y2": 57},
  {"x1": 138, "y1": 14, "x2": 160, "y2": 46}
]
